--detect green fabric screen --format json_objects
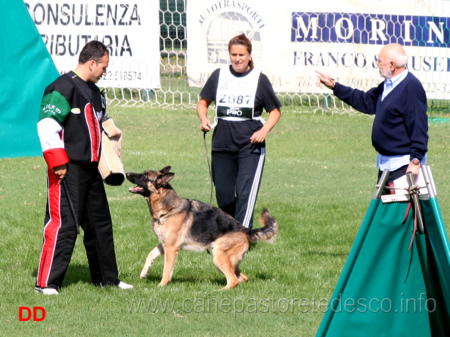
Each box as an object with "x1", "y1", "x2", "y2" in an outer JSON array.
[
  {"x1": 316, "y1": 197, "x2": 450, "y2": 336},
  {"x1": 0, "y1": 0, "x2": 59, "y2": 158}
]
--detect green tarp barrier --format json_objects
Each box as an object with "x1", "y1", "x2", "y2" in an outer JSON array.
[
  {"x1": 316, "y1": 196, "x2": 450, "y2": 336},
  {"x1": 0, "y1": 0, "x2": 59, "y2": 158}
]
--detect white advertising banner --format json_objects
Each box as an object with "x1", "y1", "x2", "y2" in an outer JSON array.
[
  {"x1": 25, "y1": 0, "x2": 160, "y2": 88},
  {"x1": 187, "y1": 0, "x2": 450, "y2": 99}
]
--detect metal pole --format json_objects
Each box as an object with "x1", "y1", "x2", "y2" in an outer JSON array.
[
  {"x1": 406, "y1": 172, "x2": 425, "y2": 234},
  {"x1": 373, "y1": 169, "x2": 390, "y2": 200}
]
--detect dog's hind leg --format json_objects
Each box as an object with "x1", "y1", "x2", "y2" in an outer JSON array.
[
  {"x1": 231, "y1": 238, "x2": 249, "y2": 284},
  {"x1": 213, "y1": 253, "x2": 240, "y2": 290},
  {"x1": 212, "y1": 248, "x2": 241, "y2": 290},
  {"x1": 212, "y1": 233, "x2": 250, "y2": 290},
  {"x1": 235, "y1": 267, "x2": 249, "y2": 283},
  {"x1": 140, "y1": 243, "x2": 164, "y2": 279},
  {"x1": 159, "y1": 245, "x2": 179, "y2": 287}
]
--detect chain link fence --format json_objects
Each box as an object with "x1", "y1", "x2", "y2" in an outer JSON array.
[{"x1": 105, "y1": 0, "x2": 449, "y2": 117}]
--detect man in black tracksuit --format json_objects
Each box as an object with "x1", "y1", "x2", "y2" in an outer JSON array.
[{"x1": 35, "y1": 40, "x2": 132, "y2": 295}]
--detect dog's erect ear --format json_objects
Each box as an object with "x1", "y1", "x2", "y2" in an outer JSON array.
[
  {"x1": 156, "y1": 173, "x2": 174, "y2": 187},
  {"x1": 160, "y1": 166, "x2": 171, "y2": 174}
]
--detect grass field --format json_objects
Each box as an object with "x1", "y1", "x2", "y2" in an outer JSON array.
[{"x1": 1, "y1": 107, "x2": 449, "y2": 336}]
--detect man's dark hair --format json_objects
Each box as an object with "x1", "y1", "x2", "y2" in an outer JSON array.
[{"x1": 78, "y1": 40, "x2": 109, "y2": 64}]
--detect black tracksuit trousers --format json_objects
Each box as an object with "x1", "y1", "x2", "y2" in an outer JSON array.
[
  {"x1": 212, "y1": 142, "x2": 266, "y2": 229},
  {"x1": 36, "y1": 162, "x2": 119, "y2": 290}
]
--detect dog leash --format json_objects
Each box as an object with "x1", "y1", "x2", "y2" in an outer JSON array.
[
  {"x1": 203, "y1": 131, "x2": 214, "y2": 205},
  {"x1": 62, "y1": 179, "x2": 80, "y2": 235}
]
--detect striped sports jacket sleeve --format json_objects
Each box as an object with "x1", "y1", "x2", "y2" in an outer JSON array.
[{"x1": 37, "y1": 90, "x2": 71, "y2": 169}]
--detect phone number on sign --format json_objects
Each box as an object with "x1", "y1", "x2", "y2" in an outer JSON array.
[
  {"x1": 422, "y1": 82, "x2": 450, "y2": 94},
  {"x1": 103, "y1": 71, "x2": 142, "y2": 81}
]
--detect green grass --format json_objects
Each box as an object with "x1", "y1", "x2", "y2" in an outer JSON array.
[{"x1": 1, "y1": 108, "x2": 449, "y2": 336}]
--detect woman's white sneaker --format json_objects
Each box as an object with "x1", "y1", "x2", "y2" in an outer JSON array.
[{"x1": 118, "y1": 281, "x2": 133, "y2": 289}]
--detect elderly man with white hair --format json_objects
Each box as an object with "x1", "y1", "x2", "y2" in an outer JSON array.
[{"x1": 316, "y1": 43, "x2": 428, "y2": 191}]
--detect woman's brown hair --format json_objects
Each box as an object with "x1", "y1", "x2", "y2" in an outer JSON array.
[{"x1": 228, "y1": 34, "x2": 254, "y2": 69}]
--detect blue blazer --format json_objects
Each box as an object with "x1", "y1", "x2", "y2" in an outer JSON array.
[{"x1": 333, "y1": 72, "x2": 428, "y2": 161}]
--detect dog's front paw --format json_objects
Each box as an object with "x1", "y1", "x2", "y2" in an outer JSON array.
[{"x1": 140, "y1": 270, "x2": 149, "y2": 279}]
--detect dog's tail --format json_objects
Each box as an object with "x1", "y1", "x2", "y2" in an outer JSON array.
[{"x1": 249, "y1": 208, "x2": 278, "y2": 243}]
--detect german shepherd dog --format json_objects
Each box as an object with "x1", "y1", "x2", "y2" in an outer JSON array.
[{"x1": 126, "y1": 166, "x2": 278, "y2": 290}]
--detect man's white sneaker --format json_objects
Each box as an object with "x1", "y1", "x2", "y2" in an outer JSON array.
[
  {"x1": 35, "y1": 287, "x2": 59, "y2": 295},
  {"x1": 118, "y1": 281, "x2": 133, "y2": 289}
]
